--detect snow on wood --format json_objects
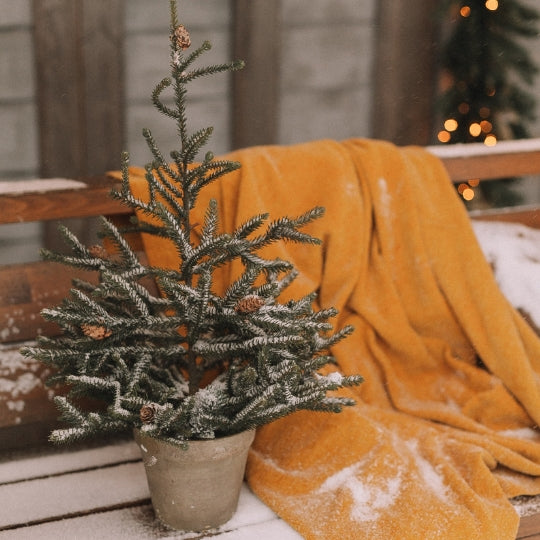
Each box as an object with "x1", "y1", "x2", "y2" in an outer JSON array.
[
  {"x1": 0, "y1": 179, "x2": 87, "y2": 195},
  {"x1": 0, "y1": 483, "x2": 299, "y2": 540},
  {"x1": 428, "y1": 138, "x2": 540, "y2": 158},
  {"x1": 0, "y1": 440, "x2": 141, "y2": 484},
  {"x1": 472, "y1": 220, "x2": 540, "y2": 330},
  {"x1": 0, "y1": 462, "x2": 148, "y2": 529},
  {"x1": 211, "y1": 518, "x2": 302, "y2": 540}
]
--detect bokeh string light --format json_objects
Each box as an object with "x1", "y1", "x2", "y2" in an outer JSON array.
[{"x1": 436, "y1": 0, "x2": 538, "y2": 205}]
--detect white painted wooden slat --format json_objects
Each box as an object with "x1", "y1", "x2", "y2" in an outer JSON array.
[
  {"x1": 0, "y1": 484, "x2": 300, "y2": 540},
  {"x1": 0, "y1": 462, "x2": 149, "y2": 529},
  {"x1": 0, "y1": 440, "x2": 141, "y2": 484},
  {"x1": 215, "y1": 519, "x2": 302, "y2": 540}
]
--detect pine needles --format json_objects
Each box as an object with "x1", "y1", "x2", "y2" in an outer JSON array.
[{"x1": 21, "y1": 0, "x2": 362, "y2": 446}]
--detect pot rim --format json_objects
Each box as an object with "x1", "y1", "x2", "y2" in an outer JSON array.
[{"x1": 133, "y1": 427, "x2": 256, "y2": 450}]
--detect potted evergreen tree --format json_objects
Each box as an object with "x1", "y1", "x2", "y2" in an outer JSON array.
[{"x1": 22, "y1": 0, "x2": 362, "y2": 532}]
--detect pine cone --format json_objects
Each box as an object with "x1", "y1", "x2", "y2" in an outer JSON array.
[
  {"x1": 235, "y1": 294, "x2": 265, "y2": 314},
  {"x1": 140, "y1": 403, "x2": 158, "y2": 423},
  {"x1": 88, "y1": 244, "x2": 109, "y2": 259},
  {"x1": 172, "y1": 24, "x2": 191, "y2": 50},
  {"x1": 81, "y1": 324, "x2": 112, "y2": 340}
]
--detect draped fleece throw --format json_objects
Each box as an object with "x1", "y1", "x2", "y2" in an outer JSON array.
[{"x1": 120, "y1": 138, "x2": 540, "y2": 539}]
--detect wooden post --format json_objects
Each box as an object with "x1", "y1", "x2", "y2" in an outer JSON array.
[
  {"x1": 32, "y1": 0, "x2": 124, "y2": 247},
  {"x1": 371, "y1": 1, "x2": 438, "y2": 146},
  {"x1": 231, "y1": 0, "x2": 281, "y2": 149}
]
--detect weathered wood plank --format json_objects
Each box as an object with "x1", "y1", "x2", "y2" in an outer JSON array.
[
  {"x1": 231, "y1": 0, "x2": 281, "y2": 149},
  {"x1": 0, "y1": 177, "x2": 128, "y2": 225},
  {"x1": 33, "y1": 0, "x2": 84, "y2": 178},
  {"x1": 515, "y1": 495, "x2": 540, "y2": 539},
  {"x1": 32, "y1": 0, "x2": 124, "y2": 179},
  {"x1": 0, "y1": 344, "x2": 56, "y2": 436},
  {"x1": 33, "y1": 0, "x2": 125, "y2": 251},
  {"x1": 428, "y1": 139, "x2": 540, "y2": 182},
  {"x1": 0, "y1": 439, "x2": 140, "y2": 484},
  {"x1": 0, "y1": 261, "x2": 97, "y2": 343},
  {"x1": 80, "y1": 0, "x2": 125, "y2": 177},
  {"x1": 0, "y1": 479, "x2": 295, "y2": 539},
  {"x1": 471, "y1": 205, "x2": 540, "y2": 229},
  {"x1": 372, "y1": 1, "x2": 438, "y2": 145},
  {"x1": 0, "y1": 461, "x2": 149, "y2": 530},
  {"x1": 1, "y1": 139, "x2": 539, "y2": 226}
]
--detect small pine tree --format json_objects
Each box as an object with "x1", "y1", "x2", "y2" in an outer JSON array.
[{"x1": 22, "y1": 0, "x2": 362, "y2": 446}]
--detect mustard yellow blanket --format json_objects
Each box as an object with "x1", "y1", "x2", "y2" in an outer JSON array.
[{"x1": 124, "y1": 138, "x2": 540, "y2": 539}]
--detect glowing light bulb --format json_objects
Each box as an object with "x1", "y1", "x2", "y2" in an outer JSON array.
[
  {"x1": 444, "y1": 119, "x2": 458, "y2": 132},
  {"x1": 480, "y1": 120, "x2": 492, "y2": 133},
  {"x1": 462, "y1": 188, "x2": 475, "y2": 201},
  {"x1": 460, "y1": 6, "x2": 471, "y2": 17},
  {"x1": 468, "y1": 178, "x2": 480, "y2": 187},
  {"x1": 438, "y1": 130, "x2": 451, "y2": 143},
  {"x1": 485, "y1": 0, "x2": 498, "y2": 10},
  {"x1": 484, "y1": 134, "x2": 497, "y2": 146},
  {"x1": 469, "y1": 123, "x2": 482, "y2": 137}
]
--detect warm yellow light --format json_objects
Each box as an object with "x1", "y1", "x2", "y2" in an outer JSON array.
[
  {"x1": 469, "y1": 123, "x2": 482, "y2": 137},
  {"x1": 480, "y1": 120, "x2": 492, "y2": 133},
  {"x1": 458, "y1": 102, "x2": 470, "y2": 115},
  {"x1": 444, "y1": 119, "x2": 458, "y2": 132},
  {"x1": 460, "y1": 6, "x2": 471, "y2": 17},
  {"x1": 485, "y1": 0, "x2": 498, "y2": 10},
  {"x1": 468, "y1": 178, "x2": 480, "y2": 187},
  {"x1": 484, "y1": 134, "x2": 497, "y2": 146},
  {"x1": 438, "y1": 130, "x2": 451, "y2": 143},
  {"x1": 462, "y1": 187, "x2": 475, "y2": 201}
]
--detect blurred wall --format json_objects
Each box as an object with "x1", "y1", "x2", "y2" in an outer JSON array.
[
  {"x1": 1, "y1": 0, "x2": 540, "y2": 265},
  {"x1": 122, "y1": 0, "x2": 376, "y2": 166},
  {"x1": 0, "y1": 0, "x2": 41, "y2": 263}
]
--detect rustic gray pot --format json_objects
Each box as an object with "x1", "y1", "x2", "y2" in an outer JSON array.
[{"x1": 133, "y1": 428, "x2": 255, "y2": 531}]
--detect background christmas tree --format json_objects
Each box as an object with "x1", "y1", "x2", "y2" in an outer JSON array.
[
  {"x1": 22, "y1": 1, "x2": 362, "y2": 446},
  {"x1": 436, "y1": 0, "x2": 539, "y2": 207}
]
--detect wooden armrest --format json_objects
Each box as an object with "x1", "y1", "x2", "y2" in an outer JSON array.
[
  {"x1": 0, "y1": 176, "x2": 127, "y2": 225},
  {"x1": 427, "y1": 138, "x2": 540, "y2": 181}
]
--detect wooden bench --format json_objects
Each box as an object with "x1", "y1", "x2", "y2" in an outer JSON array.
[{"x1": 1, "y1": 139, "x2": 540, "y2": 538}]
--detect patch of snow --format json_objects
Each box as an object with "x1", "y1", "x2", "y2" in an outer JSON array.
[
  {"x1": 404, "y1": 439, "x2": 451, "y2": 504},
  {"x1": 325, "y1": 371, "x2": 344, "y2": 385},
  {"x1": 145, "y1": 455, "x2": 157, "y2": 467},
  {"x1": 377, "y1": 177, "x2": 392, "y2": 219},
  {"x1": 0, "y1": 348, "x2": 41, "y2": 376},
  {"x1": 499, "y1": 427, "x2": 540, "y2": 441},
  {"x1": 7, "y1": 399, "x2": 25, "y2": 411},
  {"x1": 472, "y1": 220, "x2": 540, "y2": 330},
  {"x1": 0, "y1": 372, "x2": 43, "y2": 398},
  {"x1": 318, "y1": 461, "x2": 402, "y2": 522},
  {"x1": 512, "y1": 494, "x2": 540, "y2": 518},
  {"x1": 0, "y1": 178, "x2": 87, "y2": 195}
]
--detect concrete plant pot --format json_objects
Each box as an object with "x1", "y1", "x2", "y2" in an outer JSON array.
[{"x1": 133, "y1": 428, "x2": 256, "y2": 531}]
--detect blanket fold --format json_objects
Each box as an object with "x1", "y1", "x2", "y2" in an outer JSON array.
[{"x1": 121, "y1": 138, "x2": 540, "y2": 539}]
